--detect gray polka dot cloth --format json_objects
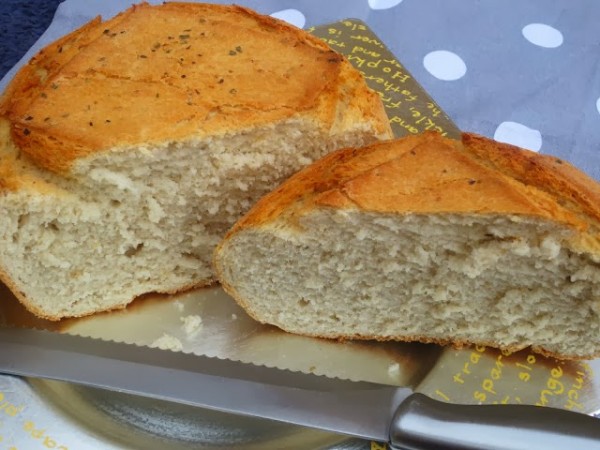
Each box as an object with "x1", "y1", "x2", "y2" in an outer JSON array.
[{"x1": 1, "y1": 0, "x2": 598, "y2": 180}]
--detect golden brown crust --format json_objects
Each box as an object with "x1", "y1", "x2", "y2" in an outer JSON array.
[
  {"x1": 0, "y1": 118, "x2": 70, "y2": 194},
  {"x1": 1, "y1": 2, "x2": 391, "y2": 173},
  {"x1": 461, "y1": 133, "x2": 600, "y2": 231},
  {"x1": 0, "y1": 16, "x2": 106, "y2": 118},
  {"x1": 222, "y1": 132, "x2": 596, "y2": 240}
]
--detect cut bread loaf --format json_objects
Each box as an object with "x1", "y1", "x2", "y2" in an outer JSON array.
[
  {"x1": 214, "y1": 132, "x2": 600, "y2": 360},
  {"x1": 0, "y1": 2, "x2": 392, "y2": 320}
]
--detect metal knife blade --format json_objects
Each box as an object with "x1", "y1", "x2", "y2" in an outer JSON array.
[
  {"x1": 2, "y1": 327, "x2": 600, "y2": 450},
  {"x1": 0, "y1": 326, "x2": 407, "y2": 442}
]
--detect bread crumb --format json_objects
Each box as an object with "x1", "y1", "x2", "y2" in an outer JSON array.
[
  {"x1": 173, "y1": 300, "x2": 184, "y2": 312},
  {"x1": 181, "y1": 314, "x2": 203, "y2": 337},
  {"x1": 388, "y1": 362, "x2": 400, "y2": 378},
  {"x1": 151, "y1": 333, "x2": 183, "y2": 351},
  {"x1": 231, "y1": 313, "x2": 238, "y2": 320}
]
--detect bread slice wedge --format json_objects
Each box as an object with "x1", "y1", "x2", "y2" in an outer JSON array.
[
  {"x1": 0, "y1": 2, "x2": 392, "y2": 320},
  {"x1": 214, "y1": 132, "x2": 600, "y2": 359}
]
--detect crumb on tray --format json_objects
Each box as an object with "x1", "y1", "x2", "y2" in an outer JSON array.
[
  {"x1": 151, "y1": 333, "x2": 183, "y2": 351},
  {"x1": 388, "y1": 362, "x2": 400, "y2": 378},
  {"x1": 181, "y1": 314, "x2": 203, "y2": 337}
]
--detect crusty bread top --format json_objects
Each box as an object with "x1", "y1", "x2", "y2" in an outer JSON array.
[
  {"x1": 222, "y1": 132, "x2": 600, "y2": 253},
  {"x1": 0, "y1": 2, "x2": 390, "y2": 173}
]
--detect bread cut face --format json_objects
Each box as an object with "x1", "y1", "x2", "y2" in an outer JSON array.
[
  {"x1": 214, "y1": 133, "x2": 600, "y2": 360},
  {"x1": 0, "y1": 2, "x2": 392, "y2": 320}
]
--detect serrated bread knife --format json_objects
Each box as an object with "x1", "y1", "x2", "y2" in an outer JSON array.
[{"x1": 1, "y1": 327, "x2": 599, "y2": 450}]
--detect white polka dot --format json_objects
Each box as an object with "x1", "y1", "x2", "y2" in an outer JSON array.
[
  {"x1": 368, "y1": 0, "x2": 404, "y2": 10},
  {"x1": 494, "y1": 121, "x2": 542, "y2": 152},
  {"x1": 423, "y1": 50, "x2": 466, "y2": 81},
  {"x1": 270, "y1": 9, "x2": 306, "y2": 29},
  {"x1": 522, "y1": 23, "x2": 563, "y2": 48}
]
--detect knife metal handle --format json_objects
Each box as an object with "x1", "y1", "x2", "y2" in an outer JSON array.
[{"x1": 389, "y1": 393, "x2": 600, "y2": 450}]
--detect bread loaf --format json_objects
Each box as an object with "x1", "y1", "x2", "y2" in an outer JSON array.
[
  {"x1": 0, "y1": 2, "x2": 392, "y2": 319},
  {"x1": 214, "y1": 132, "x2": 600, "y2": 359}
]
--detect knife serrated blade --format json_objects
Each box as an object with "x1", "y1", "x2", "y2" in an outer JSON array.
[
  {"x1": 0, "y1": 326, "x2": 406, "y2": 442},
  {"x1": 0, "y1": 283, "x2": 438, "y2": 386},
  {"x1": 2, "y1": 326, "x2": 600, "y2": 450}
]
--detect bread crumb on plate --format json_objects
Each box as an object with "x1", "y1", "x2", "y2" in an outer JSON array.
[
  {"x1": 180, "y1": 314, "x2": 203, "y2": 337},
  {"x1": 151, "y1": 333, "x2": 183, "y2": 351},
  {"x1": 388, "y1": 363, "x2": 401, "y2": 378}
]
